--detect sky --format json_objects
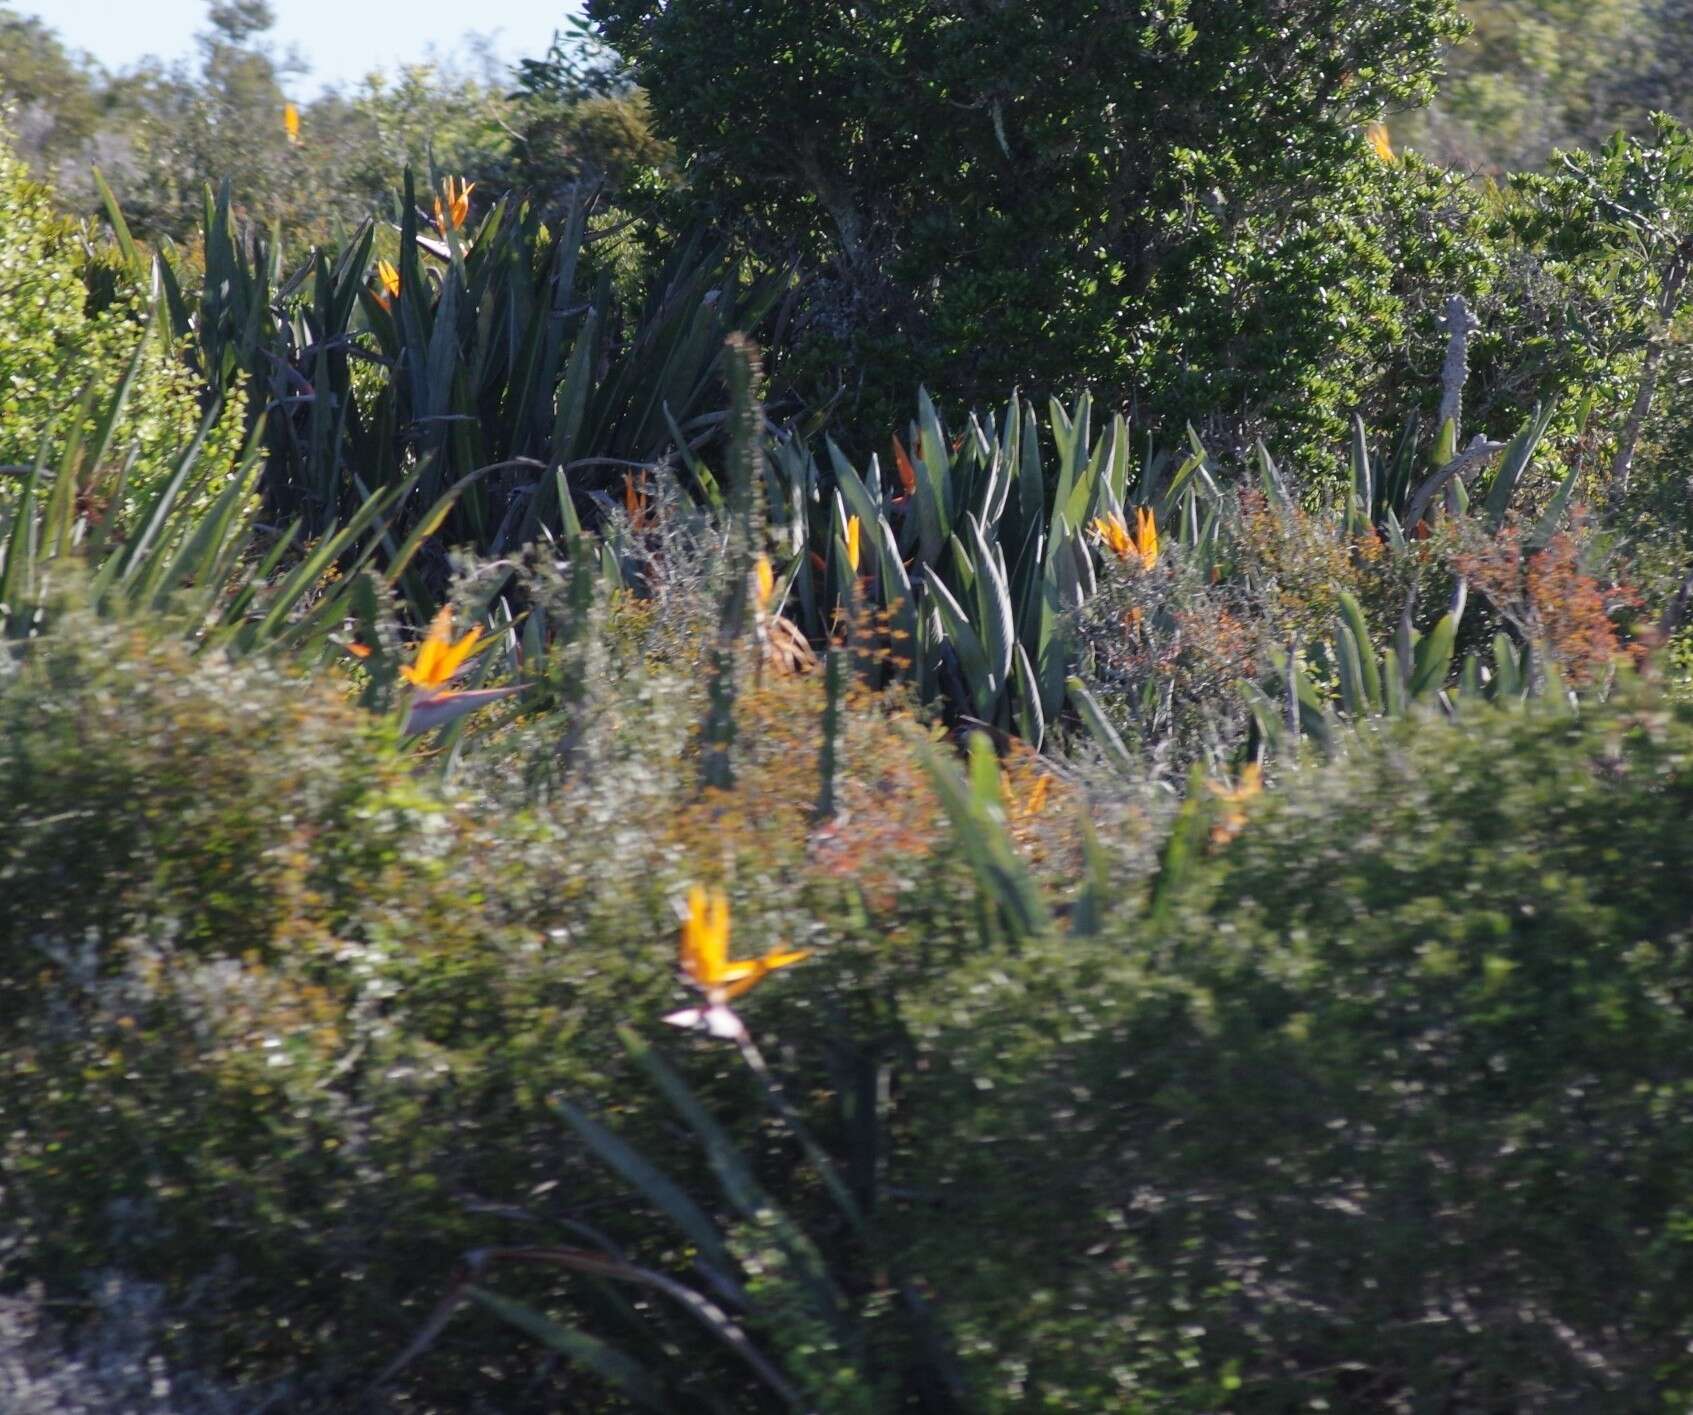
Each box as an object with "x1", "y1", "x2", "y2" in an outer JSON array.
[{"x1": 25, "y1": 0, "x2": 579, "y2": 95}]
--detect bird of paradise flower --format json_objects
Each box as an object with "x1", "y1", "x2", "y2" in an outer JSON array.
[
  {"x1": 1090, "y1": 506, "x2": 1159, "y2": 570},
  {"x1": 397, "y1": 605, "x2": 525, "y2": 734},
  {"x1": 663, "y1": 887, "x2": 809, "y2": 1039}
]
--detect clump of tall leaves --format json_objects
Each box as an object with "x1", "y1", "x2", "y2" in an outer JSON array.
[{"x1": 109, "y1": 169, "x2": 785, "y2": 556}]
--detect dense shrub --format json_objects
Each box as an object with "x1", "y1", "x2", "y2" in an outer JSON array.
[
  {"x1": 0, "y1": 131, "x2": 244, "y2": 518},
  {"x1": 589, "y1": 0, "x2": 1469, "y2": 441},
  {"x1": 0, "y1": 595, "x2": 989, "y2": 1407},
  {"x1": 5, "y1": 7, "x2": 1693, "y2": 1408},
  {"x1": 7, "y1": 581, "x2": 1693, "y2": 1409},
  {"x1": 893, "y1": 688, "x2": 1693, "y2": 1408},
  {"x1": 0, "y1": 609, "x2": 670, "y2": 1403}
]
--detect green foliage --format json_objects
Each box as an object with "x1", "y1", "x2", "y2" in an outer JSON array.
[
  {"x1": 1507, "y1": 116, "x2": 1693, "y2": 500},
  {"x1": 0, "y1": 558, "x2": 987, "y2": 1405},
  {"x1": 156, "y1": 169, "x2": 784, "y2": 553},
  {"x1": 0, "y1": 6, "x2": 103, "y2": 176},
  {"x1": 509, "y1": 18, "x2": 672, "y2": 198},
  {"x1": 89, "y1": 0, "x2": 304, "y2": 241},
  {"x1": 459, "y1": 1028, "x2": 910, "y2": 1412},
  {"x1": 2, "y1": 5, "x2": 528, "y2": 245},
  {"x1": 0, "y1": 130, "x2": 245, "y2": 521},
  {"x1": 0, "y1": 332, "x2": 490, "y2": 685},
  {"x1": 1257, "y1": 589, "x2": 1466, "y2": 750},
  {"x1": 918, "y1": 730, "x2": 1053, "y2": 946},
  {"x1": 0, "y1": 4, "x2": 675, "y2": 273},
  {"x1": 589, "y1": 0, "x2": 1467, "y2": 437},
  {"x1": 766, "y1": 389, "x2": 1215, "y2": 741},
  {"x1": 0, "y1": 601, "x2": 692, "y2": 1404},
  {"x1": 512, "y1": 88, "x2": 672, "y2": 195},
  {"x1": 882, "y1": 688, "x2": 1693, "y2": 1408},
  {"x1": 9, "y1": 492, "x2": 1691, "y2": 1407},
  {"x1": 6, "y1": 5, "x2": 1693, "y2": 1409},
  {"x1": 1403, "y1": 0, "x2": 1667, "y2": 173},
  {"x1": 290, "y1": 49, "x2": 535, "y2": 236}
]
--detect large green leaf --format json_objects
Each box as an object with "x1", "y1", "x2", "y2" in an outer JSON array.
[
  {"x1": 467, "y1": 1289, "x2": 668, "y2": 1410},
  {"x1": 1408, "y1": 612, "x2": 1459, "y2": 701},
  {"x1": 1481, "y1": 404, "x2": 1554, "y2": 528},
  {"x1": 555, "y1": 1099, "x2": 739, "y2": 1282},
  {"x1": 916, "y1": 731, "x2": 1053, "y2": 944},
  {"x1": 1066, "y1": 675, "x2": 1137, "y2": 778}
]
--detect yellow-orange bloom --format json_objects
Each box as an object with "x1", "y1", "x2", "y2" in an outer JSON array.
[
  {"x1": 283, "y1": 101, "x2": 300, "y2": 144},
  {"x1": 678, "y1": 886, "x2": 809, "y2": 1001},
  {"x1": 1091, "y1": 506, "x2": 1158, "y2": 570},
  {"x1": 400, "y1": 605, "x2": 487, "y2": 691},
  {"x1": 844, "y1": 515, "x2": 862, "y2": 574},
  {"x1": 1001, "y1": 768, "x2": 1051, "y2": 823},
  {"x1": 397, "y1": 606, "x2": 525, "y2": 734},
  {"x1": 891, "y1": 434, "x2": 918, "y2": 496},
  {"x1": 754, "y1": 554, "x2": 776, "y2": 614},
  {"x1": 622, "y1": 471, "x2": 655, "y2": 532},
  {"x1": 1132, "y1": 506, "x2": 1159, "y2": 569},
  {"x1": 433, "y1": 176, "x2": 476, "y2": 234},
  {"x1": 1366, "y1": 122, "x2": 1395, "y2": 164},
  {"x1": 373, "y1": 258, "x2": 401, "y2": 310},
  {"x1": 1091, "y1": 511, "x2": 1133, "y2": 561},
  {"x1": 1208, "y1": 761, "x2": 1263, "y2": 844}
]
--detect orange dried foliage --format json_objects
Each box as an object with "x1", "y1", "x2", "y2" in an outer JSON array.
[
  {"x1": 1456, "y1": 521, "x2": 1642, "y2": 689},
  {"x1": 662, "y1": 671, "x2": 952, "y2": 915},
  {"x1": 999, "y1": 745, "x2": 1074, "y2": 867},
  {"x1": 1526, "y1": 538, "x2": 1642, "y2": 686},
  {"x1": 1179, "y1": 604, "x2": 1258, "y2": 685}
]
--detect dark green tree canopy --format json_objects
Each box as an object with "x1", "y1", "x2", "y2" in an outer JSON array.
[{"x1": 589, "y1": 0, "x2": 1468, "y2": 428}]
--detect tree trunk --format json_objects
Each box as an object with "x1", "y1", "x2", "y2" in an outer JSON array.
[
  {"x1": 1609, "y1": 250, "x2": 1692, "y2": 500},
  {"x1": 1608, "y1": 336, "x2": 1668, "y2": 498}
]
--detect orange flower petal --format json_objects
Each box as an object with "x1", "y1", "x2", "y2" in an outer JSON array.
[{"x1": 891, "y1": 434, "x2": 918, "y2": 495}]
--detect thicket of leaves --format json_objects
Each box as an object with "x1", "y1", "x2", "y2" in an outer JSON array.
[
  {"x1": 5, "y1": 575, "x2": 1693, "y2": 1409},
  {"x1": 0, "y1": 134, "x2": 245, "y2": 515},
  {"x1": 3, "y1": 4, "x2": 1693, "y2": 1410}
]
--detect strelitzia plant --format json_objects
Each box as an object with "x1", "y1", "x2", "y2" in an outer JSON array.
[
  {"x1": 390, "y1": 998, "x2": 967, "y2": 1409},
  {"x1": 664, "y1": 886, "x2": 809, "y2": 1039},
  {"x1": 399, "y1": 605, "x2": 524, "y2": 734}
]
